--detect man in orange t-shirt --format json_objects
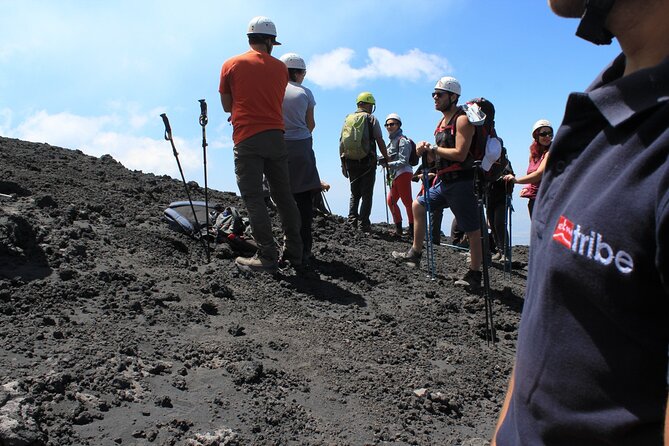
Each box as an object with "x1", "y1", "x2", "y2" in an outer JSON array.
[{"x1": 219, "y1": 16, "x2": 303, "y2": 272}]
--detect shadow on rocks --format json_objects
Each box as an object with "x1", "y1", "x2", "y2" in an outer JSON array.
[
  {"x1": 309, "y1": 258, "x2": 378, "y2": 288},
  {"x1": 0, "y1": 214, "x2": 51, "y2": 281},
  {"x1": 282, "y1": 268, "x2": 367, "y2": 307}
]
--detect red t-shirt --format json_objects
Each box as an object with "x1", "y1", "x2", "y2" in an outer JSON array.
[{"x1": 219, "y1": 50, "x2": 288, "y2": 145}]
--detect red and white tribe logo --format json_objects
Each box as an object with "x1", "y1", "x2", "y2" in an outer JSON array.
[{"x1": 552, "y1": 215, "x2": 634, "y2": 274}]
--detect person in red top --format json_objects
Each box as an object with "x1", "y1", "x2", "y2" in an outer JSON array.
[
  {"x1": 503, "y1": 119, "x2": 552, "y2": 218},
  {"x1": 219, "y1": 16, "x2": 303, "y2": 272}
]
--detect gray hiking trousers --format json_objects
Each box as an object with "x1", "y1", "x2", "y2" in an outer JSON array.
[{"x1": 234, "y1": 130, "x2": 303, "y2": 263}]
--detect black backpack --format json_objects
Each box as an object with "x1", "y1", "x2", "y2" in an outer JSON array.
[
  {"x1": 163, "y1": 201, "x2": 213, "y2": 237},
  {"x1": 465, "y1": 97, "x2": 501, "y2": 169},
  {"x1": 400, "y1": 136, "x2": 419, "y2": 166}
]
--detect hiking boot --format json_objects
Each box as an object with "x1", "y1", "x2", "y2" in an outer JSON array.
[
  {"x1": 491, "y1": 252, "x2": 509, "y2": 263},
  {"x1": 279, "y1": 252, "x2": 303, "y2": 269},
  {"x1": 360, "y1": 223, "x2": 372, "y2": 233},
  {"x1": 235, "y1": 254, "x2": 278, "y2": 273},
  {"x1": 391, "y1": 248, "x2": 422, "y2": 268},
  {"x1": 391, "y1": 222, "x2": 403, "y2": 237},
  {"x1": 454, "y1": 269, "x2": 482, "y2": 291}
]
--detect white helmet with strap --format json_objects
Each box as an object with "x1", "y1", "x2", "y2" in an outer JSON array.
[{"x1": 247, "y1": 16, "x2": 281, "y2": 45}]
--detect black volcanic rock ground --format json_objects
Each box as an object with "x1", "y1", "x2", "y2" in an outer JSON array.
[{"x1": 0, "y1": 136, "x2": 527, "y2": 445}]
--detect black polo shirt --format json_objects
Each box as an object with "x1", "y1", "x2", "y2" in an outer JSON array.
[{"x1": 497, "y1": 54, "x2": 669, "y2": 445}]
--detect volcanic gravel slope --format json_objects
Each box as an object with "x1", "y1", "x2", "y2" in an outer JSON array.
[{"x1": 0, "y1": 136, "x2": 527, "y2": 446}]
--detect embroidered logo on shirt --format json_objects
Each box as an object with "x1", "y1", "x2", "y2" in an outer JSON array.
[{"x1": 552, "y1": 215, "x2": 634, "y2": 274}]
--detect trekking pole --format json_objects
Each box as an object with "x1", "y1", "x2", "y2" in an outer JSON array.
[
  {"x1": 381, "y1": 163, "x2": 390, "y2": 225},
  {"x1": 474, "y1": 161, "x2": 496, "y2": 345},
  {"x1": 506, "y1": 192, "x2": 514, "y2": 277},
  {"x1": 160, "y1": 113, "x2": 203, "y2": 242},
  {"x1": 198, "y1": 99, "x2": 211, "y2": 263},
  {"x1": 502, "y1": 190, "x2": 510, "y2": 281},
  {"x1": 321, "y1": 190, "x2": 332, "y2": 214},
  {"x1": 421, "y1": 153, "x2": 436, "y2": 280}
]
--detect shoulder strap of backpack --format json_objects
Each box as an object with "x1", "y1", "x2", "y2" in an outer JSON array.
[{"x1": 366, "y1": 113, "x2": 375, "y2": 157}]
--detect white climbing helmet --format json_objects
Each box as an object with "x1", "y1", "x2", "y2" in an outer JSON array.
[
  {"x1": 247, "y1": 16, "x2": 281, "y2": 44},
  {"x1": 434, "y1": 76, "x2": 461, "y2": 95},
  {"x1": 532, "y1": 119, "x2": 553, "y2": 135},
  {"x1": 385, "y1": 113, "x2": 402, "y2": 126},
  {"x1": 279, "y1": 53, "x2": 306, "y2": 70}
]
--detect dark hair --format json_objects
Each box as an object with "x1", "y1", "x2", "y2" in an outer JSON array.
[
  {"x1": 288, "y1": 68, "x2": 305, "y2": 82},
  {"x1": 248, "y1": 33, "x2": 273, "y2": 45}
]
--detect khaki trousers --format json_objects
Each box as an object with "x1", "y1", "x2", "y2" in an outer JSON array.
[{"x1": 234, "y1": 130, "x2": 303, "y2": 262}]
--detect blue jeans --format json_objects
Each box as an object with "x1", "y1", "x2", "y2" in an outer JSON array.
[{"x1": 416, "y1": 176, "x2": 479, "y2": 233}]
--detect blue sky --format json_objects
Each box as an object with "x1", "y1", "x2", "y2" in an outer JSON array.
[{"x1": 0, "y1": 0, "x2": 621, "y2": 244}]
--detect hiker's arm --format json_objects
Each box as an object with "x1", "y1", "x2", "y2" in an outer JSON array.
[
  {"x1": 424, "y1": 115, "x2": 474, "y2": 162},
  {"x1": 339, "y1": 140, "x2": 348, "y2": 178},
  {"x1": 376, "y1": 135, "x2": 389, "y2": 162},
  {"x1": 220, "y1": 93, "x2": 232, "y2": 113},
  {"x1": 306, "y1": 106, "x2": 315, "y2": 133},
  {"x1": 416, "y1": 142, "x2": 436, "y2": 160},
  {"x1": 491, "y1": 368, "x2": 515, "y2": 446},
  {"x1": 370, "y1": 118, "x2": 389, "y2": 162},
  {"x1": 506, "y1": 152, "x2": 550, "y2": 185}
]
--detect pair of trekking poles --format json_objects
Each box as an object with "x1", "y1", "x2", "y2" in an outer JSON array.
[
  {"x1": 474, "y1": 161, "x2": 497, "y2": 345},
  {"x1": 419, "y1": 156, "x2": 499, "y2": 345},
  {"x1": 160, "y1": 100, "x2": 211, "y2": 263}
]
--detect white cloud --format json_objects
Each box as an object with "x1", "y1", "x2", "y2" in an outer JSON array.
[
  {"x1": 7, "y1": 108, "x2": 204, "y2": 179},
  {"x1": 15, "y1": 111, "x2": 118, "y2": 147},
  {"x1": 308, "y1": 47, "x2": 453, "y2": 89},
  {"x1": 90, "y1": 132, "x2": 185, "y2": 175}
]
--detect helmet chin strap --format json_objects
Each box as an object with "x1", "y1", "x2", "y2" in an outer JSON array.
[
  {"x1": 576, "y1": 0, "x2": 615, "y2": 45},
  {"x1": 444, "y1": 94, "x2": 457, "y2": 112}
]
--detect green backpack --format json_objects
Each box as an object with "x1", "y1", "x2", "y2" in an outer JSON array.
[{"x1": 340, "y1": 112, "x2": 372, "y2": 160}]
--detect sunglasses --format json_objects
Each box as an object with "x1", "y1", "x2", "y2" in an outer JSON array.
[
  {"x1": 538, "y1": 131, "x2": 553, "y2": 138},
  {"x1": 432, "y1": 91, "x2": 448, "y2": 99},
  {"x1": 385, "y1": 122, "x2": 398, "y2": 127}
]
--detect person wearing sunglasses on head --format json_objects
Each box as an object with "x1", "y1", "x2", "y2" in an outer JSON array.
[{"x1": 502, "y1": 119, "x2": 553, "y2": 218}]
